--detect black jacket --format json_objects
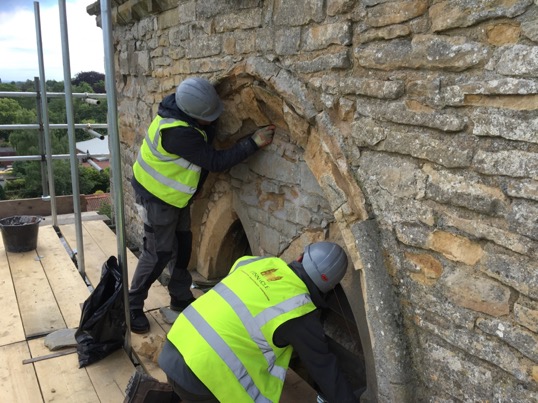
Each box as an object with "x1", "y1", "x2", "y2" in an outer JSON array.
[
  {"x1": 132, "y1": 94, "x2": 259, "y2": 204},
  {"x1": 274, "y1": 261, "x2": 358, "y2": 403}
]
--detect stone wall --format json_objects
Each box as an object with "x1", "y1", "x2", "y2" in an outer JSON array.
[{"x1": 88, "y1": 0, "x2": 538, "y2": 401}]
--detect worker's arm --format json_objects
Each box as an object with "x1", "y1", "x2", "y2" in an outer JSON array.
[
  {"x1": 274, "y1": 312, "x2": 358, "y2": 403},
  {"x1": 161, "y1": 125, "x2": 257, "y2": 172},
  {"x1": 161, "y1": 125, "x2": 274, "y2": 173}
]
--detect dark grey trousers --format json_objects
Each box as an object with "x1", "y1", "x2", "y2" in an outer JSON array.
[{"x1": 129, "y1": 198, "x2": 194, "y2": 310}]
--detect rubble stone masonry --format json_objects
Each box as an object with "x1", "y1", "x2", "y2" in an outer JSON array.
[{"x1": 89, "y1": 0, "x2": 538, "y2": 401}]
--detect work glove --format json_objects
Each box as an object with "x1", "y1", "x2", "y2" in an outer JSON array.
[{"x1": 251, "y1": 125, "x2": 275, "y2": 148}]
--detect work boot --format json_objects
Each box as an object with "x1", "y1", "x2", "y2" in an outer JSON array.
[
  {"x1": 169, "y1": 296, "x2": 195, "y2": 312},
  {"x1": 124, "y1": 370, "x2": 181, "y2": 403},
  {"x1": 130, "y1": 309, "x2": 150, "y2": 334}
]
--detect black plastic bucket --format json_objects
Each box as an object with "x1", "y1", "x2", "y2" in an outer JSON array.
[{"x1": 0, "y1": 215, "x2": 41, "y2": 253}]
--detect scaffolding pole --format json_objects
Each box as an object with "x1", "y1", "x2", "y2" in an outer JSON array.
[
  {"x1": 0, "y1": 91, "x2": 107, "y2": 99},
  {"x1": 100, "y1": 0, "x2": 132, "y2": 356},
  {"x1": 58, "y1": 0, "x2": 85, "y2": 277},
  {"x1": 33, "y1": 78, "x2": 50, "y2": 197},
  {"x1": 0, "y1": 153, "x2": 109, "y2": 162},
  {"x1": 1, "y1": 123, "x2": 108, "y2": 130},
  {"x1": 34, "y1": 1, "x2": 58, "y2": 224}
]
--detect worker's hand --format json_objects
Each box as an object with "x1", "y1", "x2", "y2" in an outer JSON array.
[{"x1": 251, "y1": 125, "x2": 275, "y2": 148}]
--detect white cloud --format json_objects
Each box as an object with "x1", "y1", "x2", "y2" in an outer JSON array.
[{"x1": 0, "y1": 0, "x2": 104, "y2": 82}]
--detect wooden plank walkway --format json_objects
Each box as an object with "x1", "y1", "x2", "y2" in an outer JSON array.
[
  {"x1": 0, "y1": 222, "x2": 134, "y2": 402},
  {"x1": 0, "y1": 218, "x2": 317, "y2": 402}
]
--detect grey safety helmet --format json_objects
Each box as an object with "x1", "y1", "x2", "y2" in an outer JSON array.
[
  {"x1": 302, "y1": 242, "x2": 348, "y2": 294},
  {"x1": 175, "y1": 77, "x2": 224, "y2": 122}
]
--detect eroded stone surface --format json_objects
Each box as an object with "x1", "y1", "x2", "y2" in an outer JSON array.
[{"x1": 88, "y1": 0, "x2": 538, "y2": 400}]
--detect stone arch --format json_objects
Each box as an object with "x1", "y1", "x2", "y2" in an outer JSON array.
[{"x1": 191, "y1": 57, "x2": 413, "y2": 402}]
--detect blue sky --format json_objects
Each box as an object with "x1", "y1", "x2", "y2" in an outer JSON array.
[{"x1": 0, "y1": 0, "x2": 104, "y2": 82}]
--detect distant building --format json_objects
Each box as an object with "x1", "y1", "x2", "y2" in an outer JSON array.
[{"x1": 76, "y1": 136, "x2": 110, "y2": 171}]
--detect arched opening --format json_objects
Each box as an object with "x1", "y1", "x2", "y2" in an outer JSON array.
[
  {"x1": 215, "y1": 219, "x2": 252, "y2": 275},
  {"x1": 195, "y1": 190, "x2": 369, "y2": 398},
  {"x1": 190, "y1": 61, "x2": 412, "y2": 401}
]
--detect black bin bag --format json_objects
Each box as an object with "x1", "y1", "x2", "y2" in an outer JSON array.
[{"x1": 75, "y1": 255, "x2": 126, "y2": 368}]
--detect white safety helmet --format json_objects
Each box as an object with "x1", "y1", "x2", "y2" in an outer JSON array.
[
  {"x1": 302, "y1": 242, "x2": 348, "y2": 294},
  {"x1": 175, "y1": 77, "x2": 224, "y2": 122}
]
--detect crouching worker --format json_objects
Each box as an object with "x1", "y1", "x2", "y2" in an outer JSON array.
[{"x1": 158, "y1": 241, "x2": 358, "y2": 403}]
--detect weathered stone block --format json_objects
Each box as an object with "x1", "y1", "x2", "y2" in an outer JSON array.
[
  {"x1": 514, "y1": 301, "x2": 538, "y2": 333},
  {"x1": 169, "y1": 26, "x2": 189, "y2": 46},
  {"x1": 441, "y1": 269, "x2": 510, "y2": 316},
  {"x1": 422, "y1": 315, "x2": 534, "y2": 383},
  {"x1": 214, "y1": 8, "x2": 263, "y2": 32},
  {"x1": 290, "y1": 49, "x2": 351, "y2": 73},
  {"x1": 275, "y1": 27, "x2": 301, "y2": 55},
  {"x1": 429, "y1": 231, "x2": 484, "y2": 265},
  {"x1": 417, "y1": 337, "x2": 494, "y2": 401},
  {"x1": 489, "y1": 45, "x2": 538, "y2": 77},
  {"x1": 476, "y1": 317, "x2": 538, "y2": 362},
  {"x1": 248, "y1": 150, "x2": 299, "y2": 184},
  {"x1": 440, "y1": 78, "x2": 538, "y2": 107},
  {"x1": 521, "y1": 19, "x2": 538, "y2": 41},
  {"x1": 505, "y1": 179, "x2": 538, "y2": 202},
  {"x1": 258, "y1": 222, "x2": 282, "y2": 255},
  {"x1": 415, "y1": 333, "x2": 537, "y2": 401},
  {"x1": 480, "y1": 244, "x2": 538, "y2": 299},
  {"x1": 272, "y1": 0, "x2": 324, "y2": 26},
  {"x1": 270, "y1": 69, "x2": 317, "y2": 120},
  {"x1": 423, "y1": 164, "x2": 509, "y2": 215},
  {"x1": 315, "y1": 75, "x2": 405, "y2": 99},
  {"x1": 507, "y1": 199, "x2": 538, "y2": 240},
  {"x1": 178, "y1": 1, "x2": 195, "y2": 23},
  {"x1": 185, "y1": 35, "x2": 222, "y2": 58},
  {"x1": 486, "y1": 23, "x2": 521, "y2": 46},
  {"x1": 369, "y1": 125, "x2": 475, "y2": 168},
  {"x1": 303, "y1": 21, "x2": 352, "y2": 51},
  {"x1": 327, "y1": 0, "x2": 356, "y2": 16},
  {"x1": 351, "y1": 117, "x2": 387, "y2": 146},
  {"x1": 355, "y1": 99, "x2": 467, "y2": 132},
  {"x1": 473, "y1": 150, "x2": 538, "y2": 179},
  {"x1": 255, "y1": 27, "x2": 274, "y2": 52},
  {"x1": 439, "y1": 210, "x2": 534, "y2": 256},
  {"x1": 157, "y1": 7, "x2": 179, "y2": 30},
  {"x1": 406, "y1": 252, "x2": 443, "y2": 285},
  {"x1": 356, "y1": 24, "x2": 411, "y2": 44},
  {"x1": 430, "y1": 0, "x2": 532, "y2": 32},
  {"x1": 474, "y1": 108, "x2": 538, "y2": 141},
  {"x1": 232, "y1": 31, "x2": 257, "y2": 54},
  {"x1": 366, "y1": 0, "x2": 428, "y2": 28},
  {"x1": 355, "y1": 35, "x2": 489, "y2": 72},
  {"x1": 196, "y1": 0, "x2": 261, "y2": 19}
]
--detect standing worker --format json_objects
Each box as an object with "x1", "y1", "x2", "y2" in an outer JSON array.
[
  {"x1": 129, "y1": 77, "x2": 275, "y2": 334},
  {"x1": 157, "y1": 241, "x2": 359, "y2": 403}
]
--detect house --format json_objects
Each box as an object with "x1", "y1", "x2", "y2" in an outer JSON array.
[{"x1": 76, "y1": 136, "x2": 110, "y2": 171}]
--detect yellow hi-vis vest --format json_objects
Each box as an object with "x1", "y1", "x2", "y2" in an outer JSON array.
[
  {"x1": 167, "y1": 256, "x2": 317, "y2": 403},
  {"x1": 132, "y1": 116, "x2": 207, "y2": 208}
]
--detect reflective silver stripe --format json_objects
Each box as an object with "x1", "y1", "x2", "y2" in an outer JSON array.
[
  {"x1": 136, "y1": 154, "x2": 196, "y2": 194},
  {"x1": 183, "y1": 307, "x2": 272, "y2": 403},
  {"x1": 152, "y1": 118, "x2": 178, "y2": 148},
  {"x1": 143, "y1": 127, "x2": 202, "y2": 171},
  {"x1": 232, "y1": 256, "x2": 265, "y2": 272},
  {"x1": 214, "y1": 283, "x2": 288, "y2": 381}
]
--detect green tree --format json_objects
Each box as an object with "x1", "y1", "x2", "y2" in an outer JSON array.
[
  {"x1": 0, "y1": 98, "x2": 36, "y2": 142},
  {"x1": 7, "y1": 160, "x2": 110, "y2": 199},
  {"x1": 2, "y1": 73, "x2": 109, "y2": 200},
  {"x1": 72, "y1": 71, "x2": 106, "y2": 93}
]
